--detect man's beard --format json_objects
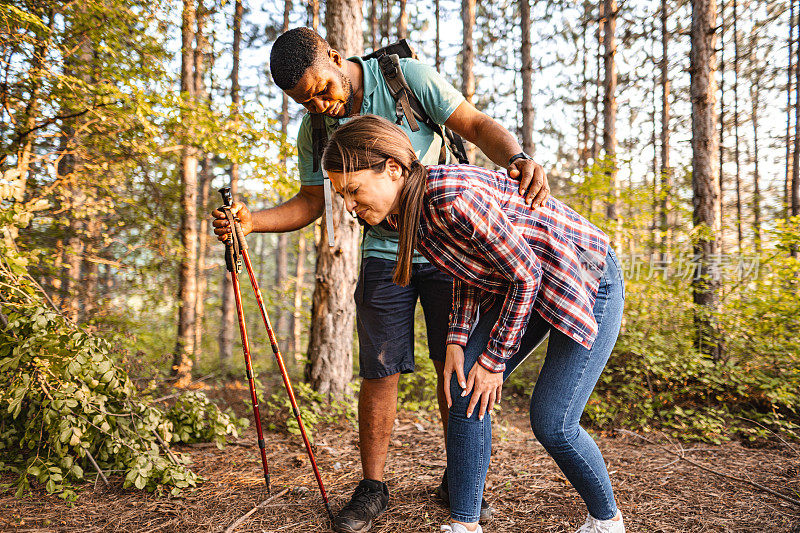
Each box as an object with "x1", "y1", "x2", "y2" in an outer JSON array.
[{"x1": 338, "y1": 71, "x2": 357, "y2": 117}]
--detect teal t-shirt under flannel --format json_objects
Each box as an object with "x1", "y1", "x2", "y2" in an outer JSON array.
[{"x1": 297, "y1": 56, "x2": 465, "y2": 264}]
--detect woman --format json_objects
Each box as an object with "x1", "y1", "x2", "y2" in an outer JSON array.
[{"x1": 322, "y1": 115, "x2": 625, "y2": 533}]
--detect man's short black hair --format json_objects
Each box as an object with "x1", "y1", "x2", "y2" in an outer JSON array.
[{"x1": 270, "y1": 27, "x2": 330, "y2": 91}]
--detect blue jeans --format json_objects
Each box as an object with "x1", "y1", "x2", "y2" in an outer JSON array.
[{"x1": 447, "y1": 248, "x2": 625, "y2": 523}]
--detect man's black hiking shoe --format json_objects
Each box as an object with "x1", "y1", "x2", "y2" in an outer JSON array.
[
  {"x1": 333, "y1": 479, "x2": 389, "y2": 533},
  {"x1": 436, "y1": 470, "x2": 495, "y2": 523}
]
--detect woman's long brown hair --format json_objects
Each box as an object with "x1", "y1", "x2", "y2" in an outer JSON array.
[{"x1": 321, "y1": 115, "x2": 427, "y2": 286}]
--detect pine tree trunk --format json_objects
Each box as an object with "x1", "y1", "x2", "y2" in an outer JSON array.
[
  {"x1": 652, "y1": 68, "x2": 659, "y2": 257},
  {"x1": 520, "y1": 0, "x2": 534, "y2": 156},
  {"x1": 291, "y1": 234, "x2": 308, "y2": 362},
  {"x1": 733, "y1": 0, "x2": 742, "y2": 251},
  {"x1": 382, "y1": 0, "x2": 392, "y2": 43},
  {"x1": 173, "y1": 0, "x2": 199, "y2": 386},
  {"x1": 579, "y1": 8, "x2": 589, "y2": 169},
  {"x1": 591, "y1": 2, "x2": 604, "y2": 163},
  {"x1": 660, "y1": 0, "x2": 672, "y2": 258},
  {"x1": 751, "y1": 72, "x2": 762, "y2": 254},
  {"x1": 7, "y1": 13, "x2": 53, "y2": 249},
  {"x1": 461, "y1": 0, "x2": 476, "y2": 162},
  {"x1": 788, "y1": 0, "x2": 795, "y2": 220},
  {"x1": 397, "y1": 0, "x2": 408, "y2": 39},
  {"x1": 793, "y1": 0, "x2": 800, "y2": 257},
  {"x1": 195, "y1": 156, "x2": 212, "y2": 355},
  {"x1": 83, "y1": 218, "x2": 100, "y2": 319},
  {"x1": 690, "y1": 0, "x2": 722, "y2": 360},
  {"x1": 60, "y1": 13, "x2": 93, "y2": 323},
  {"x1": 718, "y1": 0, "x2": 725, "y2": 255},
  {"x1": 306, "y1": 0, "x2": 363, "y2": 398},
  {"x1": 219, "y1": 0, "x2": 242, "y2": 368},
  {"x1": 194, "y1": 2, "x2": 211, "y2": 357},
  {"x1": 435, "y1": 0, "x2": 441, "y2": 71},
  {"x1": 370, "y1": 0, "x2": 379, "y2": 49},
  {"x1": 602, "y1": 0, "x2": 620, "y2": 248},
  {"x1": 307, "y1": 0, "x2": 320, "y2": 31},
  {"x1": 273, "y1": 0, "x2": 292, "y2": 354}
]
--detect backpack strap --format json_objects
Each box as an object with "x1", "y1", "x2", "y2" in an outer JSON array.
[
  {"x1": 377, "y1": 54, "x2": 420, "y2": 132},
  {"x1": 375, "y1": 55, "x2": 469, "y2": 165},
  {"x1": 310, "y1": 113, "x2": 328, "y2": 173}
]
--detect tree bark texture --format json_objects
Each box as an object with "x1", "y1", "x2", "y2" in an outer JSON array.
[
  {"x1": 307, "y1": 0, "x2": 320, "y2": 31},
  {"x1": 793, "y1": 0, "x2": 800, "y2": 257},
  {"x1": 659, "y1": 0, "x2": 673, "y2": 257},
  {"x1": 718, "y1": 0, "x2": 725, "y2": 253},
  {"x1": 520, "y1": 0, "x2": 534, "y2": 155},
  {"x1": 370, "y1": 0, "x2": 379, "y2": 50},
  {"x1": 219, "y1": 0, "x2": 243, "y2": 368},
  {"x1": 195, "y1": 156, "x2": 212, "y2": 355},
  {"x1": 59, "y1": 10, "x2": 93, "y2": 323},
  {"x1": 435, "y1": 0, "x2": 441, "y2": 71},
  {"x1": 397, "y1": 0, "x2": 408, "y2": 39},
  {"x1": 733, "y1": 0, "x2": 742, "y2": 250},
  {"x1": 751, "y1": 67, "x2": 762, "y2": 253},
  {"x1": 173, "y1": 0, "x2": 199, "y2": 386},
  {"x1": 602, "y1": 0, "x2": 620, "y2": 247},
  {"x1": 690, "y1": 0, "x2": 722, "y2": 360},
  {"x1": 306, "y1": 0, "x2": 363, "y2": 398},
  {"x1": 291, "y1": 234, "x2": 307, "y2": 362},
  {"x1": 461, "y1": 0, "x2": 476, "y2": 161},
  {"x1": 193, "y1": 3, "x2": 211, "y2": 357},
  {"x1": 787, "y1": 0, "x2": 795, "y2": 219},
  {"x1": 793, "y1": 0, "x2": 800, "y2": 227},
  {"x1": 273, "y1": 0, "x2": 293, "y2": 353},
  {"x1": 591, "y1": 2, "x2": 604, "y2": 163}
]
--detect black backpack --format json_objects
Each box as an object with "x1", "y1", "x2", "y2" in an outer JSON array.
[{"x1": 310, "y1": 39, "x2": 469, "y2": 174}]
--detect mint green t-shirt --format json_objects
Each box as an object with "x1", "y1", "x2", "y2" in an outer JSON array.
[{"x1": 297, "y1": 56, "x2": 465, "y2": 263}]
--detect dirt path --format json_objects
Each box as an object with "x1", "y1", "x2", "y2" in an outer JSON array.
[{"x1": 2, "y1": 405, "x2": 799, "y2": 532}]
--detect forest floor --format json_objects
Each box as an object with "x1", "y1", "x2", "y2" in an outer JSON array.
[{"x1": 2, "y1": 383, "x2": 800, "y2": 533}]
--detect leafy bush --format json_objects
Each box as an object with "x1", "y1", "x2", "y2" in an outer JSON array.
[
  {"x1": 584, "y1": 220, "x2": 800, "y2": 443},
  {"x1": 0, "y1": 249, "x2": 246, "y2": 500},
  {"x1": 263, "y1": 381, "x2": 356, "y2": 438},
  {"x1": 167, "y1": 391, "x2": 248, "y2": 448}
]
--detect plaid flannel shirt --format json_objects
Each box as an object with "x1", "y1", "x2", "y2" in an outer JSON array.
[{"x1": 414, "y1": 165, "x2": 610, "y2": 373}]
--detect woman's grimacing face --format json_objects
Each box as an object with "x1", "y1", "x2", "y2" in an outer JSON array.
[{"x1": 326, "y1": 158, "x2": 405, "y2": 226}]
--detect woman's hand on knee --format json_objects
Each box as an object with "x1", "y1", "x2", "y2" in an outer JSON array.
[
  {"x1": 444, "y1": 344, "x2": 466, "y2": 408},
  {"x1": 465, "y1": 364, "x2": 504, "y2": 421}
]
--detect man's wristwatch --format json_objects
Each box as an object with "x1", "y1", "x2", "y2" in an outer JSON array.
[{"x1": 508, "y1": 152, "x2": 533, "y2": 166}]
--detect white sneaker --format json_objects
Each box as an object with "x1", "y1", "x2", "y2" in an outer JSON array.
[
  {"x1": 576, "y1": 511, "x2": 625, "y2": 533},
  {"x1": 441, "y1": 524, "x2": 483, "y2": 533}
]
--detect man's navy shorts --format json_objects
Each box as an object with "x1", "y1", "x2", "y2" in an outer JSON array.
[{"x1": 354, "y1": 257, "x2": 453, "y2": 379}]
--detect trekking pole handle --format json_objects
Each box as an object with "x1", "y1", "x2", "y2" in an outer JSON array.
[
  {"x1": 218, "y1": 186, "x2": 248, "y2": 251},
  {"x1": 219, "y1": 186, "x2": 233, "y2": 208}
]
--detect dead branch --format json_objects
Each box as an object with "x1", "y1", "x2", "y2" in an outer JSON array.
[
  {"x1": 84, "y1": 449, "x2": 110, "y2": 488},
  {"x1": 223, "y1": 487, "x2": 290, "y2": 533},
  {"x1": 616, "y1": 429, "x2": 800, "y2": 508}
]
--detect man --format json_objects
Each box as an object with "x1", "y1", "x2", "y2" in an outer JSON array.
[{"x1": 213, "y1": 27, "x2": 549, "y2": 533}]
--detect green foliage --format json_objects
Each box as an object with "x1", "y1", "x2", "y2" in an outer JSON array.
[
  {"x1": 583, "y1": 220, "x2": 800, "y2": 443},
  {"x1": 166, "y1": 391, "x2": 248, "y2": 449},
  {"x1": 0, "y1": 248, "x2": 244, "y2": 500},
  {"x1": 263, "y1": 381, "x2": 356, "y2": 438}
]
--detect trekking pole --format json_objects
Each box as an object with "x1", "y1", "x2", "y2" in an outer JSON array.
[
  {"x1": 219, "y1": 189, "x2": 271, "y2": 494},
  {"x1": 219, "y1": 188, "x2": 334, "y2": 522}
]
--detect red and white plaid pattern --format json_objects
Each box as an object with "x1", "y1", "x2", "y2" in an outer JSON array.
[{"x1": 414, "y1": 165, "x2": 610, "y2": 373}]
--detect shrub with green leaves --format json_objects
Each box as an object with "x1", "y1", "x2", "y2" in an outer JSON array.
[
  {"x1": 167, "y1": 391, "x2": 248, "y2": 447},
  {"x1": 0, "y1": 249, "x2": 245, "y2": 500},
  {"x1": 584, "y1": 219, "x2": 800, "y2": 443},
  {"x1": 263, "y1": 381, "x2": 356, "y2": 438}
]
